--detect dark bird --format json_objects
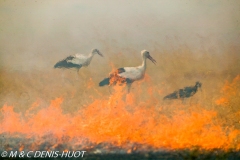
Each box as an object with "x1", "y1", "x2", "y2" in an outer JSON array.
[
  {"x1": 54, "y1": 49, "x2": 103, "y2": 72},
  {"x1": 163, "y1": 82, "x2": 202, "y2": 100},
  {"x1": 99, "y1": 50, "x2": 156, "y2": 92}
]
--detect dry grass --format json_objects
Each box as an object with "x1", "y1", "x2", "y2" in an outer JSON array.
[{"x1": 0, "y1": 45, "x2": 239, "y2": 128}]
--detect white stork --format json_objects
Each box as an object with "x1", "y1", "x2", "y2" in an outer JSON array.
[
  {"x1": 54, "y1": 49, "x2": 103, "y2": 73},
  {"x1": 99, "y1": 50, "x2": 156, "y2": 92}
]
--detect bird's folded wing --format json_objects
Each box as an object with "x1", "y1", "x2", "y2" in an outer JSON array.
[
  {"x1": 67, "y1": 55, "x2": 87, "y2": 64},
  {"x1": 117, "y1": 67, "x2": 142, "y2": 80},
  {"x1": 75, "y1": 53, "x2": 87, "y2": 59}
]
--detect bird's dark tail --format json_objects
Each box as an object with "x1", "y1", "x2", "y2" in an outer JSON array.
[
  {"x1": 99, "y1": 78, "x2": 110, "y2": 86},
  {"x1": 163, "y1": 92, "x2": 178, "y2": 100},
  {"x1": 54, "y1": 59, "x2": 81, "y2": 69},
  {"x1": 163, "y1": 95, "x2": 170, "y2": 100},
  {"x1": 54, "y1": 60, "x2": 67, "y2": 68}
]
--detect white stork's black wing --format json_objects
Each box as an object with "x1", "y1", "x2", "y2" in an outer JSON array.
[
  {"x1": 99, "y1": 67, "x2": 133, "y2": 86},
  {"x1": 54, "y1": 56, "x2": 82, "y2": 69}
]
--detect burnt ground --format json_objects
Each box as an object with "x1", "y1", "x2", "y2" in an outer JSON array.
[
  {"x1": 1, "y1": 151, "x2": 240, "y2": 160},
  {"x1": 0, "y1": 134, "x2": 240, "y2": 160}
]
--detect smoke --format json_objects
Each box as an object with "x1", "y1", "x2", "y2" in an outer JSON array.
[
  {"x1": 0, "y1": 1, "x2": 240, "y2": 155},
  {"x1": 0, "y1": 0, "x2": 239, "y2": 71},
  {"x1": 0, "y1": 0, "x2": 239, "y2": 111}
]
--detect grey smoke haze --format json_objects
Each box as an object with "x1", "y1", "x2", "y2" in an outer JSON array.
[{"x1": 0, "y1": 0, "x2": 239, "y2": 71}]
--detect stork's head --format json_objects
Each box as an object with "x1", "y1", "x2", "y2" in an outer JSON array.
[
  {"x1": 92, "y1": 49, "x2": 103, "y2": 57},
  {"x1": 141, "y1": 50, "x2": 156, "y2": 64},
  {"x1": 195, "y1": 81, "x2": 202, "y2": 88}
]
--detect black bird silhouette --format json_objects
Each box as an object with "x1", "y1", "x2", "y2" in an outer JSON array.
[{"x1": 163, "y1": 82, "x2": 202, "y2": 100}]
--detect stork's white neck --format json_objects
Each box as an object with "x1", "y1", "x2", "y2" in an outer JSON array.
[
  {"x1": 139, "y1": 55, "x2": 147, "y2": 72},
  {"x1": 88, "y1": 52, "x2": 98, "y2": 59},
  {"x1": 86, "y1": 52, "x2": 96, "y2": 64},
  {"x1": 89, "y1": 52, "x2": 94, "y2": 57}
]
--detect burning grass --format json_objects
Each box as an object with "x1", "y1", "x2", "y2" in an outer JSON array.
[
  {"x1": 0, "y1": 47, "x2": 240, "y2": 158},
  {"x1": 0, "y1": 78, "x2": 240, "y2": 153}
]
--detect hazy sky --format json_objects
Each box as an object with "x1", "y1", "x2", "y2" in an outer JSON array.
[{"x1": 0, "y1": 0, "x2": 239, "y2": 71}]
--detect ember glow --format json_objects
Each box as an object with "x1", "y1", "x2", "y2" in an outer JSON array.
[{"x1": 1, "y1": 76, "x2": 240, "y2": 153}]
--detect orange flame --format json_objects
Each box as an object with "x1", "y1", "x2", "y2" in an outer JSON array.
[
  {"x1": 1, "y1": 76, "x2": 240, "y2": 152},
  {"x1": 215, "y1": 75, "x2": 240, "y2": 106}
]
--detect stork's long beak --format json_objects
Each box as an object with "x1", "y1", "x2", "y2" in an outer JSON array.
[
  {"x1": 147, "y1": 55, "x2": 157, "y2": 64},
  {"x1": 98, "y1": 51, "x2": 103, "y2": 57}
]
